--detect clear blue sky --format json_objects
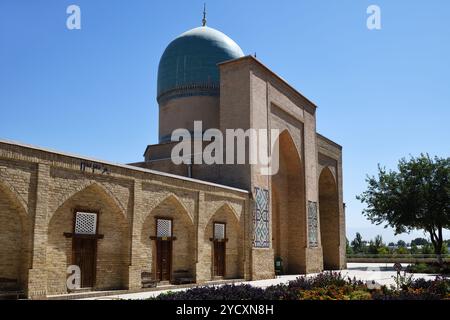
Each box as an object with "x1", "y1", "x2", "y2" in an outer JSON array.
[{"x1": 1, "y1": 0, "x2": 449, "y2": 243}]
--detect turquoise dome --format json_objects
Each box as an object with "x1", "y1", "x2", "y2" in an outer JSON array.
[{"x1": 157, "y1": 26, "x2": 244, "y2": 103}]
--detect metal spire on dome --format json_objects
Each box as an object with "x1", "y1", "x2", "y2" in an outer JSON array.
[{"x1": 202, "y1": 3, "x2": 207, "y2": 26}]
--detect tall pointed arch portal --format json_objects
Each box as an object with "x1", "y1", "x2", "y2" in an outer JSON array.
[
  {"x1": 319, "y1": 168, "x2": 340, "y2": 270},
  {"x1": 271, "y1": 130, "x2": 306, "y2": 274}
]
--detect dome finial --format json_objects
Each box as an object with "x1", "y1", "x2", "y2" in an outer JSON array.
[{"x1": 202, "y1": 3, "x2": 207, "y2": 26}]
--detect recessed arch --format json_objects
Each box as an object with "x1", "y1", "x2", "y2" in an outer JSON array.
[
  {"x1": 205, "y1": 203, "x2": 243, "y2": 279},
  {"x1": 271, "y1": 129, "x2": 306, "y2": 274},
  {"x1": 157, "y1": 193, "x2": 194, "y2": 224},
  {"x1": 275, "y1": 128, "x2": 302, "y2": 161},
  {"x1": 52, "y1": 181, "x2": 127, "y2": 221},
  {"x1": 320, "y1": 165, "x2": 337, "y2": 183},
  {"x1": 318, "y1": 167, "x2": 340, "y2": 270},
  {"x1": 0, "y1": 177, "x2": 28, "y2": 216},
  {"x1": 208, "y1": 202, "x2": 240, "y2": 225},
  {"x1": 46, "y1": 182, "x2": 130, "y2": 294},
  {"x1": 141, "y1": 193, "x2": 196, "y2": 282},
  {"x1": 0, "y1": 181, "x2": 32, "y2": 293}
]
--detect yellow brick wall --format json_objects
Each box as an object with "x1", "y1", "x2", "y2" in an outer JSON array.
[
  {"x1": 0, "y1": 141, "x2": 249, "y2": 298},
  {"x1": 46, "y1": 183, "x2": 129, "y2": 295},
  {"x1": 0, "y1": 56, "x2": 346, "y2": 298}
]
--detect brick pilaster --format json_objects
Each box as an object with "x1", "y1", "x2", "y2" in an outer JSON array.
[
  {"x1": 27, "y1": 163, "x2": 50, "y2": 299},
  {"x1": 128, "y1": 179, "x2": 143, "y2": 290}
]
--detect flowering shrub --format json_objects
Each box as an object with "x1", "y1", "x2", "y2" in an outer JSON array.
[
  {"x1": 150, "y1": 272, "x2": 450, "y2": 300},
  {"x1": 152, "y1": 284, "x2": 268, "y2": 300},
  {"x1": 296, "y1": 286, "x2": 372, "y2": 300},
  {"x1": 288, "y1": 271, "x2": 364, "y2": 290},
  {"x1": 372, "y1": 276, "x2": 450, "y2": 300},
  {"x1": 284, "y1": 272, "x2": 370, "y2": 300}
]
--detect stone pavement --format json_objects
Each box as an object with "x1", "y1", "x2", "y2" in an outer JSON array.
[{"x1": 81, "y1": 263, "x2": 440, "y2": 300}]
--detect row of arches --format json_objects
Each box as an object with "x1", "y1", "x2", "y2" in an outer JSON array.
[
  {"x1": 46, "y1": 183, "x2": 129, "y2": 293},
  {"x1": 271, "y1": 130, "x2": 341, "y2": 274},
  {"x1": 140, "y1": 196, "x2": 243, "y2": 282},
  {"x1": 0, "y1": 181, "x2": 243, "y2": 295}
]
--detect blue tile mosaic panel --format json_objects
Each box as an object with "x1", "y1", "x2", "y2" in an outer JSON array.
[
  {"x1": 308, "y1": 201, "x2": 318, "y2": 247},
  {"x1": 253, "y1": 187, "x2": 270, "y2": 248}
]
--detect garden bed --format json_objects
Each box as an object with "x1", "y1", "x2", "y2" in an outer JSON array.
[{"x1": 149, "y1": 272, "x2": 450, "y2": 300}]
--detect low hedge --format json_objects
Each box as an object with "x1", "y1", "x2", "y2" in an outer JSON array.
[{"x1": 407, "y1": 262, "x2": 450, "y2": 275}]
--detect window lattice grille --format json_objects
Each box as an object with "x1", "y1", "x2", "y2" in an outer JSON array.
[
  {"x1": 74, "y1": 212, "x2": 97, "y2": 235},
  {"x1": 214, "y1": 223, "x2": 225, "y2": 240},
  {"x1": 157, "y1": 219, "x2": 172, "y2": 237}
]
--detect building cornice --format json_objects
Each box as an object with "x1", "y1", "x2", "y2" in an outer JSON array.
[
  {"x1": 218, "y1": 55, "x2": 318, "y2": 114},
  {"x1": 0, "y1": 139, "x2": 249, "y2": 195},
  {"x1": 316, "y1": 133, "x2": 343, "y2": 150}
]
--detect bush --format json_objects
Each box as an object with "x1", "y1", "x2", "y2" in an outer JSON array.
[
  {"x1": 377, "y1": 247, "x2": 390, "y2": 255},
  {"x1": 407, "y1": 263, "x2": 430, "y2": 273},
  {"x1": 288, "y1": 271, "x2": 365, "y2": 290},
  {"x1": 152, "y1": 284, "x2": 269, "y2": 300},
  {"x1": 395, "y1": 246, "x2": 409, "y2": 254},
  {"x1": 149, "y1": 272, "x2": 450, "y2": 301},
  {"x1": 407, "y1": 262, "x2": 450, "y2": 275},
  {"x1": 151, "y1": 272, "x2": 366, "y2": 300},
  {"x1": 295, "y1": 285, "x2": 372, "y2": 300},
  {"x1": 422, "y1": 244, "x2": 434, "y2": 254},
  {"x1": 372, "y1": 277, "x2": 450, "y2": 300}
]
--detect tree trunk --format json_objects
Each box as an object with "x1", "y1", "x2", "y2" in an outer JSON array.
[
  {"x1": 437, "y1": 227, "x2": 444, "y2": 266},
  {"x1": 429, "y1": 227, "x2": 444, "y2": 265},
  {"x1": 436, "y1": 245, "x2": 443, "y2": 265}
]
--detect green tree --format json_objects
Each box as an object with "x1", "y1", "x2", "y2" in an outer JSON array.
[
  {"x1": 397, "y1": 240, "x2": 407, "y2": 247},
  {"x1": 410, "y1": 244, "x2": 419, "y2": 254},
  {"x1": 396, "y1": 246, "x2": 409, "y2": 254},
  {"x1": 377, "y1": 246, "x2": 389, "y2": 255},
  {"x1": 357, "y1": 154, "x2": 450, "y2": 263},
  {"x1": 374, "y1": 235, "x2": 384, "y2": 248},
  {"x1": 411, "y1": 237, "x2": 429, "y2": 246},
  {"x1": 368, "y1": 235, "x2": 385, "y2": 254},
  {"x1": 351, "y1": 232, "x2": 364, "y2": 253},
  {"x1": 422, "y1": 244, "x2": 434, "y2": 255},
  {"x1": 346, "y1": 238, "x2": 353, "y2": 254}
]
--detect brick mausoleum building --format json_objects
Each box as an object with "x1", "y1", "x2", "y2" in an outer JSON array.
[{"x1": 0, "y1": 19, "x2": 346, "y2": 299}]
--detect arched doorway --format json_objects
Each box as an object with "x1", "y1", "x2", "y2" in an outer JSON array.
[
  {"x1": 319, "y1": 168, "x2": 340, "y2": 270},
  {"x1": 141, "y1": 195, "x2": 195, "y2": 283},
  {"x1": 205, "y1": 204, "x2": 243, "y2": 279},
  {"x1": 0, "y1": 183, "x2": 31, "y2": 293},
  {"x1": 47, "y1": 183, "x2": 129, "y2": 294},
  {"x1": 271, "y1": 130, "x2": 306, "y2": 274}
]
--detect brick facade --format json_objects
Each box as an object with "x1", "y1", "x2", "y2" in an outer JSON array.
[
  {"x1": 0, "y1": 141, "x2": 249, "y2": 298},
  {"x1": 0, "y1": 56, "x2": 345, "y2": 299}
]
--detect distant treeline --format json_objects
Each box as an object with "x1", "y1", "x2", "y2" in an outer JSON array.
[{"x1": 347, "y1": 233, "x2": 450, "y2": 255}]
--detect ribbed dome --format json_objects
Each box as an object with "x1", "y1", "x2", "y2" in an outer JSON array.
[{"x1": 157, "y1": 26, "x2": 244, "y2": 103}]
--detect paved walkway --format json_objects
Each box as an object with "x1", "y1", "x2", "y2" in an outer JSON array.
[{"x1": 82, "y1": 263, "x2": 440, "y2": 300}]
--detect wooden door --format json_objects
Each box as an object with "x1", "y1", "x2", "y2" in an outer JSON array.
[
  {"x1": 213, "y1": 241, "x2": 225, "y2": 277},
  {"x1": 156, "y1": 240, "x2": 172, "y2": 281},
  {"x1": 73, "y1": 238, "x2": 96, "y2": 288}
]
